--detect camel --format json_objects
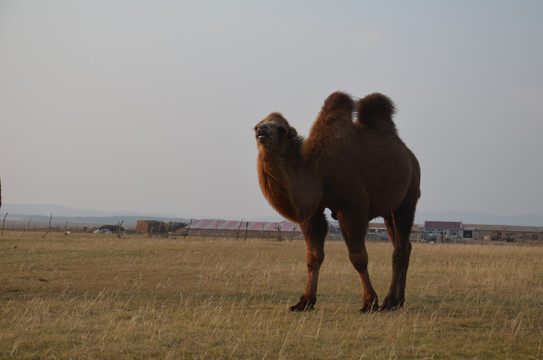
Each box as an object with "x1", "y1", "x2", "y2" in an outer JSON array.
[{"x1": 254, "y1": 91, "x2": 420, "y2": 312}]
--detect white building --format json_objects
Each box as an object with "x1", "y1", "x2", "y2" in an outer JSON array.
[{"x1": 424, "y1": 221, "x2": 463, "y2": 241}]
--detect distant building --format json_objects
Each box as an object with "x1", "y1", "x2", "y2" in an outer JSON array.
[
  {"x1": 464, "y1": 224, "x2": 543, "y2": 242},
  {"x1": 136, "y1": 220, "x2": 166, "y2": 235},
  {"x1": 366, "y1": 222, "x2": 422, "y2": 242},
  {"x1": 135, "y1": 220, "x2": 186, "y2": 235},
  {"x1": 99, "y1": 224, "x2": 125, "y2": 233},
  {"x1": 181, "y1": 219, "x2": 303, "y2": 240},
  {"x1": 180, "y1": 219, "x2": 345, "y2": 240},
  {"x1": 424, "y1": 221, "x2": 463, "y2": 241}
]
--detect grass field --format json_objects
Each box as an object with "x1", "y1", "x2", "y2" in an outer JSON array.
[{"x1": 1, "y1": 231, "x2": 542, "y2": 359}]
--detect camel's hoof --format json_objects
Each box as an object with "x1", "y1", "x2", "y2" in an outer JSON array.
[
  {"x1": 289, "y1": 294, "x2": 316, "y2": 312},
  {"x1": 378, "y1": 298, "x2": 403, "y2": 312},
  {"x1": 360, "y1": 299, "x2": 379, "y2": 313},
  {"x1": 289, "y1": 297, "x2": 315, "y2": 312},
  {"x1": 289, "y1": 302, "x2": 315, "y2": 312}
]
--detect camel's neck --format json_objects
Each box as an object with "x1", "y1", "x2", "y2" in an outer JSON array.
[{"x1": 257, "y1": 143, "x2": 321, "y2": 223}]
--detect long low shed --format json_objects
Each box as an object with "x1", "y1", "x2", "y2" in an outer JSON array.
[{"x1": 180, "y1": 219, "x2": 302, "y2": 240}]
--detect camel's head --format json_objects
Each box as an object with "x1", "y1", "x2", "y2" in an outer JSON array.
[{"x1": 254, "y1": 113, "x2": 298, "y2": 154}]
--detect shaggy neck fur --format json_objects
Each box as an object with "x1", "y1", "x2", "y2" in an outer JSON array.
[{"x1": 257, "y1": 136, "x2": 321, "y2": 223}]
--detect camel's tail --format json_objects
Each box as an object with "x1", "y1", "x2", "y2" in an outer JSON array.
[{"x1": 356, "y1": 93, "x2": 396, "y2": 132}]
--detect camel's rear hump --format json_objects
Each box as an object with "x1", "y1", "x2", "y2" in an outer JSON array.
[{"x1": 356, "y1": 93, "x2": 396, "y2": 132}]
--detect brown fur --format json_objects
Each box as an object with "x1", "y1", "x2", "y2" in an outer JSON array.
[{"x1": 254, "y1": 91, "x2": 421, "y2": 312}]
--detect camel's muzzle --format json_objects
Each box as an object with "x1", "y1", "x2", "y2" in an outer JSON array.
[{"x1": 255, "y1": 124, "x2": 271, "y2": 141}]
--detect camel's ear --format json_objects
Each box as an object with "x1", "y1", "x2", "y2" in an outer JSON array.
[{"x1": 288, "y1": 127, "x2": 297, "y2": 138}]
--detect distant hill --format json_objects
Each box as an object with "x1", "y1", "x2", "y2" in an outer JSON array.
[
  {"x1": 1, "y1": 203, "x2": 188, "y2": 226},
  {"x1": 2, "y1": 203, "x2": 177, "y2": 218},
  {"x1": 2, "y1": 204, "x2": 542, "y2": 227}
]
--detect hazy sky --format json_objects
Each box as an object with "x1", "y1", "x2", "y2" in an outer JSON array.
[{"x1": 1, "y1": 1, "x2": 542, "y2": 220}]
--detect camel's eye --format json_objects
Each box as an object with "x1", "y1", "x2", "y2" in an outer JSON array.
[{"x1": 278, "y1": 127, "x2": 287, "y2": 136}]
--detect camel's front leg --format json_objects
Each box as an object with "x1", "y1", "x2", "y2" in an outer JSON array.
[{"x1": 290, "y1": 212, "x2": 328, "y2": 311}]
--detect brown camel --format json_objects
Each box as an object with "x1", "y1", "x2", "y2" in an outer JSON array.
[{"x1": 254, "y1": 91, "x2": 420, "y2": 312}]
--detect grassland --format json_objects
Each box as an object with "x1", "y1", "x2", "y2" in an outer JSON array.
[{"x1": 0, "y1": 231, "x2": 542, "y2": 359}]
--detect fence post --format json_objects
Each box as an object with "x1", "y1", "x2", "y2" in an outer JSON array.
[
  {"x1": 275, "y1": 223, "x2": 282, "y2": 241},
  {"x1": 289, "y1": 226, "x2": 295, "y2": 241},
  {"x1": 0, "y1": 212, "x2": 7, "y2": 237},
  {"x1": 183, "y1": 219, "x2": 193, "y2": 239},
  {"x1": 117, "y1": 220, "x2": 124, "y2": 238},
  {"x1": 235, "y1": 219, "x2": 243, "y2": 240},
  {"x1": 42, "y1": 214, "x2": 52, "y2": 239},
  {"x1": 26, "y1": 216, "x2": 32, "y2": 232}
]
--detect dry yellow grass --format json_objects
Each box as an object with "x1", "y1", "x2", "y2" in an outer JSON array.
[{"x1": 1, "y1": 231, "x2": 542, "y2": 359}]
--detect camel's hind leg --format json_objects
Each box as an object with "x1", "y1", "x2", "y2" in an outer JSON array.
[
  {"x1": 381, "y1": 203, "x2": 416, "y2": 310},
  {"x1": 290, "y1": 211, "x2": 328, "y2": 311},
  {"x1": 337, "y1": 210, "x2": 379, "y2": 313}
]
